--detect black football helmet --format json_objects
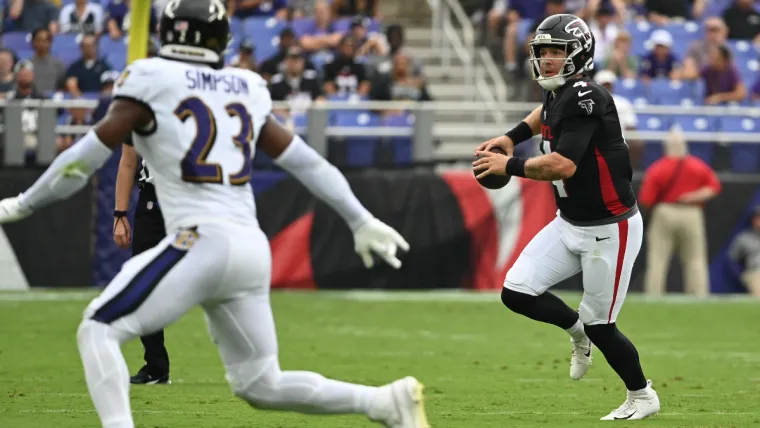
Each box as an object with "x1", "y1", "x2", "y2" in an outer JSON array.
[
  {"x1": 528, "y1": 14, "x2": 595, "y2": 90},
  {"x1": 159, "y1": 0, "x2": 231, "y2": 68}
]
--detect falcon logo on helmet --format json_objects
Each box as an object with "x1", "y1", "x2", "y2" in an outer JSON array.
[
  {"x1": 528, "y1": 14, "x2": 596, "y2": 91},
  {"x1": 564, "y1": 18, "x2": 593, "y2": 53}
]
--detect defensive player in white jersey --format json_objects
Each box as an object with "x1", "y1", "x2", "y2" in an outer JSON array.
[{"x1": 0, "y1": 1, "x2": 430, "y2": 427}]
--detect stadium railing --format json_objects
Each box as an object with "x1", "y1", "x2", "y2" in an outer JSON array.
[
  {"x1": 2, "y1": 99, "x2": 760, "y2": 166},
  {"x1": 428, "y1": 0, "x2": 475, "y2": 99}
]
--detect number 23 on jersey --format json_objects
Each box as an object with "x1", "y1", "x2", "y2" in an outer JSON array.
[{"x1": 174, "y1": 97, "x2": 253, "y2": 185}]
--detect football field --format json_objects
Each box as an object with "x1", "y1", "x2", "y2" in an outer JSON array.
[{"x1": 1, "y1": 289, "x2": 759, "y2": 428}]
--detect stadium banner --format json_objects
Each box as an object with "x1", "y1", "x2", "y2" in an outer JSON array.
[
  {"x1": 0, "y1": 168, "x2": 92, "y2": 288},
  {"x1": 254, "y1": 172, "x2": 760, "y2": 294},
  {"x1": 2, "y1": 159, "x2": 756, "y2": 293}
]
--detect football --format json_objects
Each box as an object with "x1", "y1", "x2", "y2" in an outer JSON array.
[{"x1": 474, "y1": 147, "x2": 512, "y2": 189}]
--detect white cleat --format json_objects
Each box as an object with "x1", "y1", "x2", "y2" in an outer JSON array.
[
  {"x1": 570, "y1": 336, "x2": 592, "y2": 380},
  {"x1": 601, "y1": 380, "x2": 660, "y2": 421},
  {"x1": 369, "y1": 376, "x2": 430, "y2": 428}
]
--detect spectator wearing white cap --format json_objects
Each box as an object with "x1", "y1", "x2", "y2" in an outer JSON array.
[
  {"x1": 639, "y1": 29, "x2": 682, "y2": 82},
  {"x1": 594, "y1": 70, "x2": 643, "y2": 167}
]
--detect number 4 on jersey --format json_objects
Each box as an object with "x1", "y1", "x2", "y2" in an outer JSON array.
[{"x1": 541, "y1": 140, "x2": 568, "y2": 197}]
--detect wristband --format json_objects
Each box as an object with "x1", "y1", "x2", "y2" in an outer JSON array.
[
  {"x1": 506, "y1": 157, "x2": 527, "y2": 178},
  {"x1": 113, "y1": 210, "x2": 128, "y2": 218},
  {"x1": 505, "y1": 121, "x2": 534, "y2": 146}
]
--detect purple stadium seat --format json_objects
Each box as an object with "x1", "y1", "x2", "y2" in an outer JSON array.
[
  {"x1": 242, "y1": 17, "x2": 285, "y2": 39},
  {"x1": 720, "y1": 117, "x2": 760, "y2": 172},
  {"x1": 516, "y1": 19, "x2": 535, "y2": 43},
  {"x1": 737, "y1": 59, "x2": 759, "y2": 87},
  {"x1": 705, "y1": 0, "x2": 733, "y2": 17},
  {"x1": 333, "y1": 111, "x2": 380, "y2": 167},
  {"x1": 382, "y1": 113, "x2": 414, "y2": 165},
  {"x1": 99, "y1": 37, "x2": 127, "y2": 70},
  {"x1": 727, "y1": 40, "x2": 758, "y2": 61},
  {"x1": 638, "y1": 114, "x2": 672, "y2": 168},
  {"x1": 98, "y1": 36, "x2": 126, "y2": 56},
  {"x1": 240, "y1": 17, "x2": 284, "y2": 61},
  {"x1": 2, "y1": 32, "x2": 31, "y2": 52},
  {"x1": 333, "y1": 17, "x2": 381, "y2": 34},
  {"x1": 53, "y1": 33, "x2": 82, "y2": 66},
  {"x1": 661, "y1": 22, "x2": 700, "y2": 58},
  {"x1": 625, "y1": 21, "x2": 652, "y2": 57},
  {"x1": 648, "y1": 79, "x2": 695, "y2": 106},
  {"x1": 289, "y1": 18, "x2": 314, "y2": 38},
  {"x1": 614, "y1": 78, "x2": 648, "y2": 106},
  {"x1": 293, "y1": 113, "x2": 308, "y2": 137},
  {"x1": 230, "y1": 17, "x2": 243, "y2": 37},
  {"x1": 673, "y1": 115, "x2": 718, "y2": 165}
]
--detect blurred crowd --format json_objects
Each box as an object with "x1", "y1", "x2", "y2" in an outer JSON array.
[
  {"x1": 470, "y1": 0, "x2": 760, "y2": 106},
  {"x1": 0, "y1": 0, "x2": 432, "y2": 164},
  {"x1": 462, "y1": 0, "x2": 760, "y2": 175}
]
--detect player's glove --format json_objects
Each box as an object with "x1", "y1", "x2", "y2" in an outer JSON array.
[
  {"x1": 0, "y1": 195, "x2": 32, "y2": 224},
  {"x1": 353, "y1": 217, "x2": 410, "y2": 269}
]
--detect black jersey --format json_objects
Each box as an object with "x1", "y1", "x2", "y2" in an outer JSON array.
[
  {"x1": 539, "y1": 77, "x2": 637, "y2": 225},
  {"x1": 136, "y1": 159, "x2": 154, "y2": 189},
  {"x1": 124, "y1": 133, "x2": 155, "y2": 191}
]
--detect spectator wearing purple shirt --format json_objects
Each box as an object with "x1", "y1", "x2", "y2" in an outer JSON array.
[
  {"x1": 639, "y1": 29, "x2": 682, "y2": 81},
  {"x1": 701, "y1": 45, "x2": 747, "y2": 105},
  {"x1": 228, "y1": 0, "x2": 288, "y2": 20}
]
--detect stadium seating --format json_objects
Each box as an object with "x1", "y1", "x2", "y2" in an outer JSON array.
[
  {"x1": 615, "y1": 78, "x2": 647, "y2": 106},
  {"x1": 332, "y1": 110, "x2": 381, "y2": 167},
  {"x1": 637, "y1": 114, "x2": 671, "y2": 169},
  {"x1": 238, "y1": 17, "x2": 283, "y2": 61},
  {"x1": 720, "y1": 116, "x2": 760, "y2": 173},
  {"x1": 674, "y1": 115, "x2": 719, "y2": 164},
  {"x1": 5, "y1": 2, "x2": 758, "y2": 172},
  {"x1": 647, "y1": 79, "x2": 695, "y2": 106},
  {"x1": 381, "y1": 113, "x2": 414, "y2": 166}
]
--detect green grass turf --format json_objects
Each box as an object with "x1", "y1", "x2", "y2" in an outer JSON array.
[{"x1": 1, "y1": 290, "x2": 759, "y2": 428}]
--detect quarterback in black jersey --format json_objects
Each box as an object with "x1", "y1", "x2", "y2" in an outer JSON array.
[{"x1": 473, "y1": 14, "x2": 660, "y2": 420}]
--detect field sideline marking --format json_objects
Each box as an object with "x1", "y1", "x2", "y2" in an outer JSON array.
[
  {"x1": 16, "y1": 408, "x2": 760, "y2": 417},
  {"x1": 0, "y1": 289, "x2": 758, "y2": 304},
  {"x1": 320, "y1": 290, "x2": 760, "y2": 304}
]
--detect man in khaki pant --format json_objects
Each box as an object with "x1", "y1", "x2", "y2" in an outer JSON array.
[{"x1": 638, "y1": 127, "x2": 722, "y2": 297}]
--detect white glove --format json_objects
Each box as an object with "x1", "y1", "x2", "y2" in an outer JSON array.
[
  {"x1": 0, "y1": 195, "x2": 33, "y2": 224},
  {"x1": 353, "y1": 217, "x2": 410, "y2": 269}
]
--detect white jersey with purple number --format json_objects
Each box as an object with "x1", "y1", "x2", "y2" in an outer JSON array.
[{"x1": 113, "y1": 57, "x2": 272, "y2": 233}]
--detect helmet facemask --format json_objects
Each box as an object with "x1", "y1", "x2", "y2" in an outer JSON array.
[{"x1": 528, "y1": 37, "x2": 592, "y2": 91}]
